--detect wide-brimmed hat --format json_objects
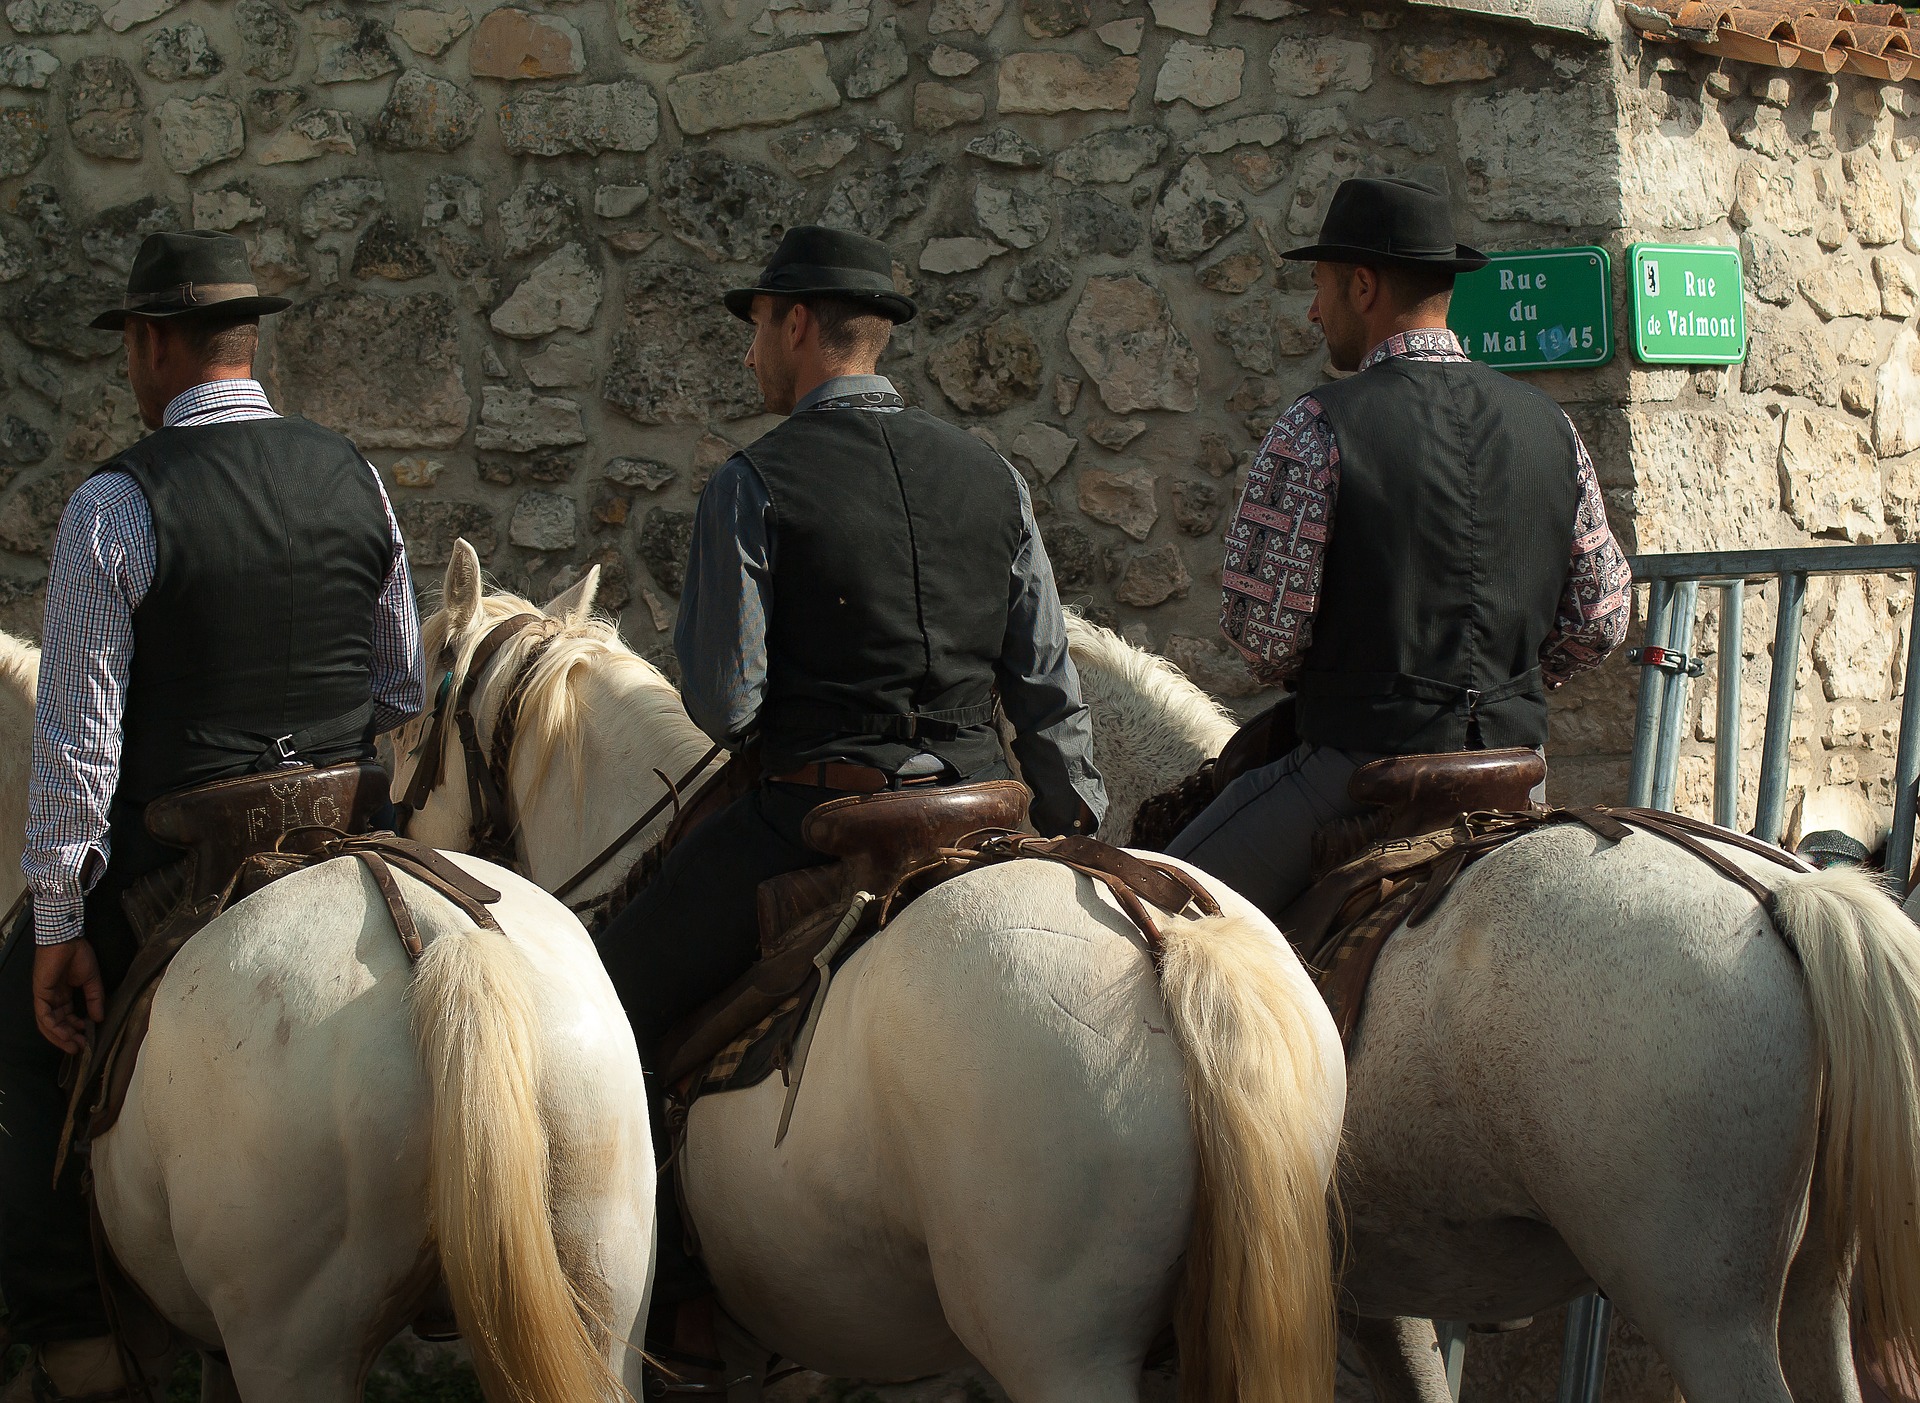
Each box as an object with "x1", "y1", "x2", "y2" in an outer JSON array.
[
  {"x1": 724, "y1": 225, "x2": 916, "y2": 324},
  {"x1": 1281, "y1": 176, "x2": 1489, "y2": 274},
  {"x1": 90, "y1": 229, "x2": 292, "y2": 330}
]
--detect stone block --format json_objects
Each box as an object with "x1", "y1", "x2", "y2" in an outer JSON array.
[
  {"x1": 0, "y1": 101, "x2": 47, "y2": 176},
  {"x1": 974, "y1": 181, "x2": 1048, "y2": 248},
  {"x1": 1391, "y1": 37, "x2": 1502, "y2": 83},
  {"x1": 844, "y1": 14, "x2": 908, "y2": 96},
  {"x1": 509, "y1": 490, "x2": 576, "y2": 550},
  {"x1": 1842, "y1": 150, "x2": 1902, "y2": 247},
  {"x1": 246, "y1": 87, "x2": 303, "y2": 130},
  {"x1": 617, "y1": 0, "x2": 704, "y2": 59},
  {"x1": 1006, "y1": 256, "x2": 1072, "y2": 304},
  {"x1": 997, "y1": 52, "x2": 1138, "y2": 113},
  {"x1": 143, "y1": 22, "x2": 222, "y2": 81},
  {"x1": 193, "y1": 185, "x2": 264, "y2": 230},
  {"x1": 477, "y1": 386, "x2": 586, "y2": 452},
  {"x1": 1151, "y1": 155, "x2": 1245, "y2": 262},
  {"x1": 298, "y1": 174, "x2": 382, "y2": 237},
  {"x1": 1087, "y1": 416, "x2": 1144, "y2": 448},
  {"x1": 65, "y1": 56, "x2": 142, "y2": 160},
  {"x1": 920, "y1": 236, "x2": 1006, "y2": 273},
  {"x1": 1455, "y1": 85, "x2": 1618, "y2": 226},
  {"x1": 595, "y1": 183, "x2": 650, "y2": 218},
  {"x1": 1739, "y1": 228, "x2": 1796, "y2": 306},
  {"x1": 927, "y1": 0, "x2": 1003, "y2": 35},
  {"x1": 469, "y1": 8, "x2": 582, "y2": 80},
  {"x1": 1112, "y1": 542, "x2": 1190, "y2": 605},
  {"x1": 257, "y1": 105, "x2": 353, "y2": 161},
  {"x1": 929, "y1": 44, "x2": 981, "y2": 77},
  {"x1": 398, "y1": 500, "x2": 496, "y2": 566},
  {"x1": 392, "y1": 4, "x2": 469, "y2": 56},
  {"x1": 4, "y1": 0, "x2": 96, "y2": 32},
  {"x1": 1732, "y1": 159, "x2": 1819, "y2": 235},
  {"x1": 1741, "y1": 305, "x2": 1840, "y2": 407},
  {"x1": 1079, "y1": 464, "x2": 1158, "y2": 538},
  {"x1": 311, "y1": 8, "x2": 399, "y2": 83},
  {"x1": 1051, "y1": 125, "x2": 1165, "y2": 183},
  {"x1": 367, "y1": 72, "x2": 479, "y2": 153},
  {"x1": 667, "y1": 42, "x2": 839, "y2": 135},
  {"x1": 604, "y1": 259, "x2": 762, "y2": 425},
  {"x1": 1068, "y1": 275, "x2": 1198, "y2": 413},
  {"x1": 820, "y1": 151, "x2": 939, "y2": 235},
  {"x1": 928, "y1": 315, "x2": 1042, "y2": 413},
  {"x1": 1009, "y1": 421, "x2": 1076, "y2": 481},
  {"x1": 351, "y1": 214, "x2": 432, "y2": 280},
  {"x1": 1778, "y1": 408, "x2": 1881, "y2": 542},
  {"x1": 522, "y1": 340, "x2": 594, "y2": 388},
  {"x1": 100, "y1": 0, "x2": 170, "y2": 30},
  {"x1": 4, "y1": 273, "x2": 120, "y2": 360},
  {"x1": 966, "y1": 126, "x2": 1045, "y2": 167},
  {"x1": 235, "y1": 0, "x2": 296, "y2": 78},
  {"x1": 499, "y1": 79, "x2": 658, "y2": 156},
  {"x1": 1627, "y1": 405, "x2": 1784, "y2": 553},
  {"x1": 0, "y1": 45, "x2": 58, "y2": 90},
  {"x1": 1059, "y1": 190, "x2": 1140, "y2": 257},
  {"x1": 657, "y1": 151, "x2": 805, "y2": 263},
  {"x1": 498, "y1": 178, "x2": 579, "y2": 257},
  {"x1": 1148, "y1": 0, "x2": 1214, "y2": 34},
  {"x1": 1022, "y1": 0, "x2": 1089, "y2": 37},
  {"x1": 638, "y1": 506, "x2": 695, "y2": 593},
  {"x1": 79, "y1": 195, "x2": 177, "y2": 273},
  {"x1": 1154, "y1": 39, "x2": 1242, "y2": 108},
  {"x1": 1873, "y1": 324, "x2": 1920, "y2": 457},
  {"x1": 249, "y1": 226, "x2": 307, "y2": 291},
  {"x1": 1814, "y1": 575, "x2": 1894, "y2": 700},
  {"x1": 1800, "y1": 259, "x2": 1879, "y2": 321},
  {"x1": 1875, "y1": 253, "x2": 1918, "y2": 319},
  {"x1": 156, "y1": 94, "x2": 243, "y2": 174},
  {"x1": 1268, "y1": 35, "x2": 1373, "y2": 96},
  {"x1": 1905, "y1": 174, "x2": 1920, "y2": 255},
  {"x1": 273, "y1": 290, "x2": 471, "y2": 448},
  {"x1": 754, "y1": 0, "x2": 869, "y2": 37},
  {"x1": 1096, "y1": 16, "x2": 1143, "y2": 51},
  {"x1": 914, "y1": 82, "x2": 984, "y2": 131},
  {"x1": 491, "y1": 243, "x2": 601, "y2": 338}
]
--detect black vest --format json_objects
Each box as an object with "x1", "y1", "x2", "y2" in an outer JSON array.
[
  {"x1": 108, "y1": 416, "x2": 392, "y2": 811},
  {"x1": 1295, "y1": 357, "x2": 1583, "y2": 754},
  {"x1": 742, "y1": 407, "x2": 1023, "y2": 776}
]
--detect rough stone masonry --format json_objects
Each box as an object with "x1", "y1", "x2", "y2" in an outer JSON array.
[{"x1": 0, "y1": 0, "x2": 1916, "y2": 840}]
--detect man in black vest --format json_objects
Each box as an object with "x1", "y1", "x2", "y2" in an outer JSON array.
[
  {"x1": 0, "y1": 230, "x2": 424, "y2": 1399},
  {"x1": 596, "y1": 225, "x2": 1106, "y2": 1338},
  {"x1": 1168, "y1": 178, "x2": 1630, "y2": 915}
]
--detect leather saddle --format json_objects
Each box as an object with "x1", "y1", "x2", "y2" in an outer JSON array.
[
  {"x1": 1348, "y1": 747, "x2": 1545, "y2": 839},
  {"x1": 658, "y1": 780, "x2": 1032, "y2": 1088}
]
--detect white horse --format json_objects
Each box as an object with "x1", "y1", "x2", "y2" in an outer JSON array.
[
  {"x1": 0, "y1": 627, "x2": 39, "y2": 916},
  {"x1": 388, "y1": 540, "x2": 1347, "y2": 1403},
  {"x1": 1064, "y1": 616, "x2": 1920, "y2": 1403},
  {"x1": 43, "y1": 590, "x2": 656, "y2": 1400}
]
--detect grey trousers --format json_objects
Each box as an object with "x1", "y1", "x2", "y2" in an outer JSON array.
[{"x1": 1165, "y1": 742, "x2": 1384, "y2": 917}]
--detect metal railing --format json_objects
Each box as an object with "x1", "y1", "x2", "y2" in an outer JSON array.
[{"x1": 1443, "y1": 544, "x2": 1920, "y2": 1403}]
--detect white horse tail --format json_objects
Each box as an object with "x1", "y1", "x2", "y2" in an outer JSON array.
[
  {"x1": 1772, "y1": 865, "x2": 1920, "y2": 1367},
  {"x1": 1156, "y1": 912, "x2": 1338, "y2": 1403},
  {"x1": 410, "y1": 915, "x2": 625, "y2": 1403}
]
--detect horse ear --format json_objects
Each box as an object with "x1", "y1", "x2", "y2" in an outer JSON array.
[
  {"x1": 543, "y1": 565, "x2": 600, "y2": 623},
  {"x1": 444, "y1": 539, "x2": 482, "y2": 634}
]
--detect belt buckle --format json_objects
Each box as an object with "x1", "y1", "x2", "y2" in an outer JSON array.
[{"x1": 273, "y1": 735, "x2": 298, "y2": 762}]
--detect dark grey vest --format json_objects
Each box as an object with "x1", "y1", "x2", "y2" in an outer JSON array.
[
  {"x1": 1295, "y1": 356, "x2": 1583, "y2": 754},
  {"x1": 741, "y1": 406, "x2": 1022, "y2": 776}
]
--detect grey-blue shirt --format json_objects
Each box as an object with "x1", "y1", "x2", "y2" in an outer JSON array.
[{"x1": 674, "y1": 374, "x2": 1107, "y2": 836}]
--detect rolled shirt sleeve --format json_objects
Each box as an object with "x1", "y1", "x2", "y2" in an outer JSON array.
[
  {"x1": 996, "y1": 467, "x2": 1107, "y2": 837},
  {"x1": 366, "y1": 463, "x2": 426, "y2": 732}
]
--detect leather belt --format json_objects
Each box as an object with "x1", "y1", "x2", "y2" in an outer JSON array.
[{"x1": 769, "y1": 762, "x2": 944, "y2": 793}]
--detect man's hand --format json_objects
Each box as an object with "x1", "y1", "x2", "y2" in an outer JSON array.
[{"x1": 33, "y1": 939, "x2": 104, "y2": 1055}]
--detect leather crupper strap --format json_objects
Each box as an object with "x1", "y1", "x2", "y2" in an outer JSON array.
[{"x1": 247, "y1": 828, "x2": 505, "y2": 957}]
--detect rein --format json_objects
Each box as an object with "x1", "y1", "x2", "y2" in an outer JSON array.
[{"x1": 395, "y1": 609, "x2": 725, "y2": 907}]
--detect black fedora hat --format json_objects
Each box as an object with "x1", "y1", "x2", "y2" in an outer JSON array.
[
  {"x1": 724, "y1": 225, "x2": 916, "y2": 324},
  {"x1": 90, "y1": 229, "x2": 292, "y2": 330},
  {"x1": 1282, "y1": 176, "x2": 1489, "y2": 274}
]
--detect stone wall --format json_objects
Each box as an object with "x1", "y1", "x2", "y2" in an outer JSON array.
[{"x1": 0, "y1": 0, "x2": 1628, "y2": 742}]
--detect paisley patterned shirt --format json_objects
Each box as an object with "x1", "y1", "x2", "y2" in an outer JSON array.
[{"x1": 1220, "y1": 328, "x2": 1632, "y2": 691}]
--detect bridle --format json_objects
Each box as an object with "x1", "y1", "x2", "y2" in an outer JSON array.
[{"x1": 394, "y1": 610, "x2": 724, "y2": 908}]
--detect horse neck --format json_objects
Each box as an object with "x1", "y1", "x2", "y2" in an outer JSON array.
[
  {"x1": 508, "y1": 658, "x2": 714, "y2": 898},
  {"x1": 0, "y1": 635, "x2": 36, "y2": 909}
]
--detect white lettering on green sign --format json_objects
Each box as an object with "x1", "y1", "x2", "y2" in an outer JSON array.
[{"x1": 1447, "y1": 247, "x2": 1614, "y2": 372}]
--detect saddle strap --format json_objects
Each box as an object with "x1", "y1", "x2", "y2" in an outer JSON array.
[{"x1": 259, "y1": 828, "x2": 506, "y2": 942}]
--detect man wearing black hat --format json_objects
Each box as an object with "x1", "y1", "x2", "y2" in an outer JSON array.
[
  {"x1": 0, "y1": 230, "x2": 424, "y2": 1398},
  {"x1": 1167, "y1": 177, "x2": 1630, "y2": 914},
  {"x1": 595, "y1": 224, "x2": 1105, "y2": 1342}
]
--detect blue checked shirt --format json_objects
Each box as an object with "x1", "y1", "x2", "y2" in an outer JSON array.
[
  {"x1": 676, "y1": 374, "x2": 1106, "y2": 837},
  {"x1": 23, "y1": 377, "x2": 424, "y2": 946}
]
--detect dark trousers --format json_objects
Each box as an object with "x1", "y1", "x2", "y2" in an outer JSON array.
[
  {"x1": 0, "y1": 864, "x2": 146, "y2": 1346},
  {"x1": 595, "y1": 781, "x2": 840, "y2": 1320}
]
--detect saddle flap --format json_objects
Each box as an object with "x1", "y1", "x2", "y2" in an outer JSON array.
[
  {"x1": 800, "y1": 780, "x2": 1031, "y2": 890},
  {"x1": 143, "y1": 761, "x2": 391, "y2": 901},
  {"x1": 1346, "y1": 748, "x2": 1544, "y2": 838},
  {"x1": 756, "y1": 864, "x2": 849, "y2": 958}
]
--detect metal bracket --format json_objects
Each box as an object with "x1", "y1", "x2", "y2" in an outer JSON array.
[{"x1": 1626, "y1": 644, "x2": 1705, "y2": 677}]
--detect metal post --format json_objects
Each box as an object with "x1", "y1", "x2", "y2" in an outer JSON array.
[
  {"x1": 1555, "y1": 1295, "x2": 1614, "y2": 1403},
  {"x1": 1754, "y1": 572, "x2": 1808, "y2": 846},
  {"x1": 1889, "y1": 577, "x2": 1920, "y2": 888},
  {"x1": 1650, "y1": 580, "x2": 1699, "y2": 812},
  {"x1": 1433, "y1": 1321, "x2": 1468, "y2": 1400},
  {"x1": 1714, "y1": 580, "x2": 1744, "y2": 830},
  {"x1": 1627, "y1": 579, "x2": 1675, "y2": 808}
]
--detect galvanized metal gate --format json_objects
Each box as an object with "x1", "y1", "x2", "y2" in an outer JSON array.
[{"x1": 1436, "y1": 544, "x2": 1920, "y2": 1402}]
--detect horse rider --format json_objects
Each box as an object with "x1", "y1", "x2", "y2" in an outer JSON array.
[
  {"x1": 1166, "y1": 176, "x2": 1631, "y2": 916},
  {"x1": 595, "y1": 224, "x2": 1107, "y2": 1345},
  {"x1": 0, "y1": 230, "x2": 425, "y2": 1400}
]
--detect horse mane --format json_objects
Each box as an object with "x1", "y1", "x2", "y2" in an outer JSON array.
[
  {"x1": 426, "y1": 585, "x2": 704, "y2": 800},
  {"x1": 1064, "y1": 611, "x2": 1237, "y2": 744}
]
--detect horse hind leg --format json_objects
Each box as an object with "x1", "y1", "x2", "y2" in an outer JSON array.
[{"x1": 1780, "y1": 1168, "x2": 1863, "y2": 1403}]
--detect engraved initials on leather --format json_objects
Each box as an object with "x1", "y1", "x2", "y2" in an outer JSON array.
[
  {"x1": 310, "y1": 795, "x2": 343, "y2": 829},
  {"x1": 270, "y1": 779, "x2": 305, "y2": 834}
]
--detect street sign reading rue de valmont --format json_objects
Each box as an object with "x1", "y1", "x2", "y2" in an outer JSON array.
[
  {"x1": 1447, "y1": 247, "x2": 1614, "y2": 372},
  {"x1": 1629, "y1": 243, "x2": 1747, "y2": 365}
]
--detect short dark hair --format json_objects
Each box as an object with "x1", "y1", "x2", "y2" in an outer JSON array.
[
  {"x1": 1375, "y1": 264, "x2": 1457, "y2": 312},
  {"x1": 164, "y1": 315, "x2": 260, "y2": 368},
  {"x1": 766, "y1": 294, "x2": 892, "y2": 363}
]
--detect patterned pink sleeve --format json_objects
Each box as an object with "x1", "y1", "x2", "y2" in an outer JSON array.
[
  {"x1": 1219, "y1": 395, "x2": 1340, "y2": 688},
  {"x1": 1539, "y1": 426, "x2": 1632, "y2": 688}
]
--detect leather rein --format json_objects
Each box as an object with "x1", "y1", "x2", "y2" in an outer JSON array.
[{"x1": 393, "y1": 611, "x2": 723, "y2": 907}]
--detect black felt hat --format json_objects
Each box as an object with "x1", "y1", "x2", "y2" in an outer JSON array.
[
  {"x1": 90, "y1": 229, "x2": 292, "y2": 330},
  {"x1": 724, "y1": 225, "x2": 916, "y2": 324},
  {"x1": 1281, "y1": 176, "x2": 1489, "y2": 273}
]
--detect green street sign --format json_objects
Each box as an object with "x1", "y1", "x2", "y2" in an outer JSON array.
[
  {"x1": 1629, "y1": 243, "x2": 1746, "y2": 365},
  {"x1": 1447, "y1": 247, "x2": 1613, "y2": 371}
]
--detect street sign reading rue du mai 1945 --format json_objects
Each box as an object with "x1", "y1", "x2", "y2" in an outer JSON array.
[
  {"x1": 1447, "y1": 247, "x2": 1614, "y2": 372},
  {"x1": 1629, "y1": 243, "x2": 1747, "y2": 365}
]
